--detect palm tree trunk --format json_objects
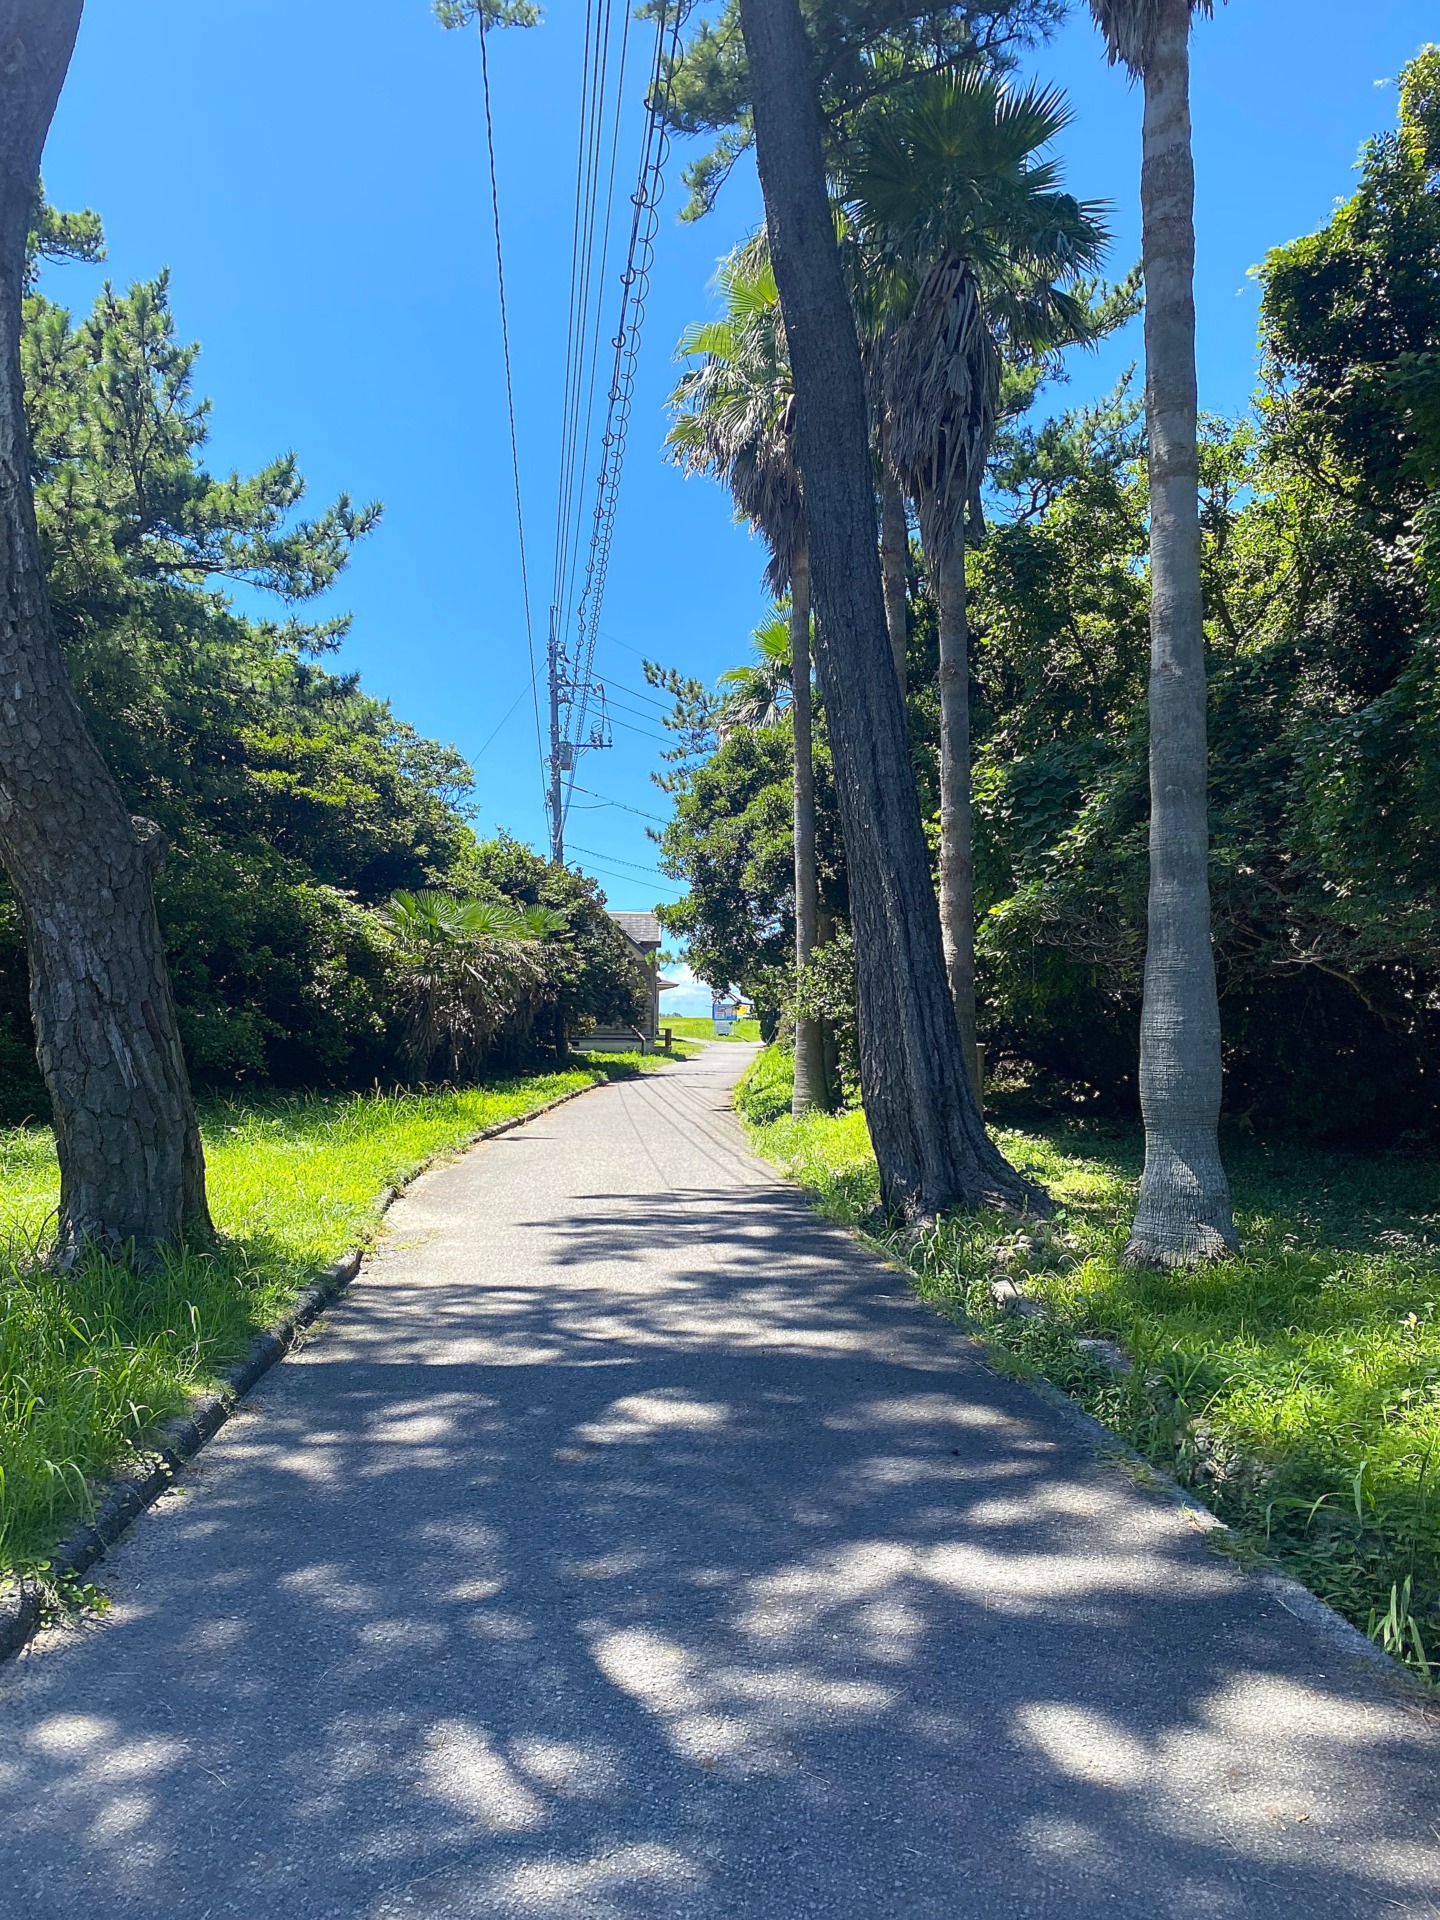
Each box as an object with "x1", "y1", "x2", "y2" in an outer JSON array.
[
  {"x1": 934, "y1": 532, "x2": 980, "y2": 1102},
  {"x1": 789, "y1": 541, "x2": 827, "y2": 1114},
  {"x1": 1126, "y1": 0, "x2": 1236, "y2": 1266},
  {"x1": 879, "y1": 427, "x2": 909, "y2": 694},
  {"x1": 0, "y1": 0, "x2": 212, "y2": 1259},
  {"x1": 737, "y1": 0, "x2": 1044, "y2": 1219}
]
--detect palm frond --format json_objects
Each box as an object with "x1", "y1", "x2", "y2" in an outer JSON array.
[
  {"x1": 885, "y1": 254, "x2": 1000, "y2": 558},
  {"x1": 666, "y1": 235, "x2": 805, "y2": 584},
  {"x1": 1089, "y1": 0, "x2": 1214, "y2": 75}
]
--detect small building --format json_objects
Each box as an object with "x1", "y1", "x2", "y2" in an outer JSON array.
[{"x1": 583, "y1": 910, "x2": 676, "y2": 1052}]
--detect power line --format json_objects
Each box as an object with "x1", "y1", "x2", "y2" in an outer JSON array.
[
  {"x1": 568, "y1": 784, "x2": 669, "y2": 825},
  {"x1": 601, "y1": 673, "x2": 672, "y2": 711},
  {"x1": 551, "y1": 0, "x2": 633, "y2": 628},
  {"x1": 475, "y1": 13, "x2": 547, "y2": 816},
  {"x1": 604, "y1": 709, "x2": 671, "y2": 744},
  {"x1": 568, "y1": 841, "x2": 674, "y2": 876},
  {"x1": 471, "y1": 673, "x2": 537, "y2": 761},
  {"x1": 560, "y1": 0, "x2": 685, "y2": 834},
  {"x1": 582, "y1": 858, "x2": 686, "y2": 895},
  {"x1": 463, "y1": 3, "x2": 681, "y2": 866}
]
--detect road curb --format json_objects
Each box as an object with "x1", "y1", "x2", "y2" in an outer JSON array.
[
  {"x1": 741, "y1": 1121, "x2": 1427, "y2": 1699},
  {"x1": 0, "y1": 1074, "x2": 606, "y2": 1668}
]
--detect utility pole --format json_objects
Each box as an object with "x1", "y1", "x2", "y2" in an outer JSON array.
[{"x1": 547, "y1": 606, "x2": 565, "y2": 865}]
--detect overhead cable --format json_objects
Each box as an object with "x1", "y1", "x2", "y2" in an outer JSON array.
[
  {"x1": 561, "y1": 0, "x2": 686, "y2": 835},
  {"x1": 475, "y1": 12, "x2": 546, "y2": 813}
]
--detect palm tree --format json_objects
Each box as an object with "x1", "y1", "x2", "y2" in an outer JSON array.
[
  {"x1": 847, "y1": 272, "x2": 911, "y2": 696},
  {"x1": 1088, "y1": 0, "x2": 1237, "y2": 1267},
  {"x1": 846, "y1": 71, "x2": 1108, "y2": 1095},
  {"x1": 718, "y1": 614, "x2": 792, "y2": 735},
  {"x1": 878, "y1": 416, "x2": 912, "y2": 694},
  {"x1": 732, "y1": 0, "x2": 1045, "y2": 1220},
  {"x1": 668, "y1": 252, "x2": 829, "y2": 1115},
  {"x1": 380, "y1": 891, "x2": 561, "y2": 1080}
]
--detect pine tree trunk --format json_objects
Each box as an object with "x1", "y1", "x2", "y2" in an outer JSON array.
[
  {"x1": 934, "y1": 533, "x2": 979, "y2": 1102},
  {"x1": 737, "y1": 0, "x2": 1044, "y2": 1219},
  {"x1": 1126, "y1": 0, "x2": 1236, "y2": 1266},
  {"x1": 789, "y1": 543, "x2": 827, "y2": 1115},
  {"x1": 879, "y1": 432, "x2": 909, "y2": 694},
  {"x1": 0, "y1": 0, "x2": 211, "y2": 1260}
]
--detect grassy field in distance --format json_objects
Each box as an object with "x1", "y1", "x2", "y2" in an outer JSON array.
[{"x1": 663, "y1": 1015, "x2": 762, "y2": 1042}]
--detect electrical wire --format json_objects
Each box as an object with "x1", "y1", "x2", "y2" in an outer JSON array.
[
  {"x1": 600, "y1": 673, "x2": 673, "y2": 710},
  {"x1": 567, "y1": 842, "x2": 673, "y2": 876},
  {"x1": 560, "y1": 0, "x2": 686, "y2": 831},
  {"x1": 568, "y1": 784, "x2": 669, "y2": 824},
  {"x1": 476, "y1": 13, "x2": 547, "y2": 815},
  {"x1": 581, "y1": 858, "x2": 686, "y2": 894},
  {"x1": 465, "y1": 0, "x2": 684, "y2": 869},
  {"x1": 551, "y1": 0, "x2": 634, "y2": 629},
  {"x1": 471, "y1": 674, "x2": 537, "y2": 761}
]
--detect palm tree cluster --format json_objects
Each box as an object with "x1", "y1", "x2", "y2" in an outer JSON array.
[
  {"x1": 669, "y1": 71, "x2": 1106, "y2": 1102},
  {"x1": 673, "y1": 0, "x2": 1233, "y2": 1265},
  {"x1": 379, "y1": 890, "x2": 566, "y2": 1081}
]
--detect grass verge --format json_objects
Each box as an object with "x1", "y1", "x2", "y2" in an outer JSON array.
[
  {"x1": 737, "y1": 1045, "x2": 1440, "y2": 1681},
  {"x1": 0, "y1": 1050, "x2": 668, "y2": 1577}
]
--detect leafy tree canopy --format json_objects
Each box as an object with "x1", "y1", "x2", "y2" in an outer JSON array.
[
  {"x1": 662, "y1": 0, "x2": 1064, "y2": 217},
  {"x1": 0, "y1": 205, "x2": 638, "y2": 1114},
  {"x1": 656, "y1": 48, "x2": 1440, "y2": 1141}
]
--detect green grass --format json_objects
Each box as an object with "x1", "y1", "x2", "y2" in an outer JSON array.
[
  {"x1": 737, "y1": 1046, "x2": 1440, "y2": 1680},
  {"x1": 662, "y1": 1014, "x2": 762, "y2": 1042},
  {"x1": 0, "y1": 1051, "x2": 669, "y2": 1578}
]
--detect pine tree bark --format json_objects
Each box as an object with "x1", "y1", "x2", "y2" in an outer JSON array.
[
  {"x1": 1125, "y1": 0, "x2": 1236, "y2": 1265},
  {"x1": 0, "y1": 0, "x2": 211, "y2": 1259},
  {"x1": 789, "y1": 543, "x2": 828, "y2": 1115},
  {"x1": 878, "y1": 435, "x2": 909, "y2": 694},
  {"x1": 737, "y1": 0, "x2": 1043, "y2": 1218},
  {"x1": 934, "y1": 536, "x2": 979, "y2": 1102}
]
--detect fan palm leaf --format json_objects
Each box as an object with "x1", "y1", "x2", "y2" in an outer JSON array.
[
  {"x1": 380, "y1": 890, "x2": 555, "y2": 1078},
  {"x1": 718, "y1": 613, "x2": 793, "y2": 734}
]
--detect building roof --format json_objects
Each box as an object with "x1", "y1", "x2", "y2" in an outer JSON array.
[{"x1": 609, "y1": 910, "x2": 663, "y2": 950}]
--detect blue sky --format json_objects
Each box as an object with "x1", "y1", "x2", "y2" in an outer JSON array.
[{"x1": 41, "y1": 1, "x2": 1435, "y2": 984}]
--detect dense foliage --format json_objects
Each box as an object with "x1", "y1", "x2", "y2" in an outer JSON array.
[
  {"x1": 658, "y1": 53, "x2": 1440, "y2": 1142},
  {"x1": 0, "y1": 210, "x2": 643, "y2": 1118}
]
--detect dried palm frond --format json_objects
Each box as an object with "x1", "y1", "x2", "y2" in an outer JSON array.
[
  {"x1": 1088, "y1": 0, "x2": 1214, "y2": 75},
  {"x1": 667, "y1": 245, "x2": 805, "y2": 591},
  {"x1": 884, "y1": 255, "x2": 999, "y2": 561}
]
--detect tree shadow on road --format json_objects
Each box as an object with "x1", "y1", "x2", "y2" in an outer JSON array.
[{"x1": 1, "y1": 1175, "x2": 1438, "y2": 1919}]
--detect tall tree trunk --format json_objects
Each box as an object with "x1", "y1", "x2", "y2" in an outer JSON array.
[
  {"x1": 878, "y1": 426, "x2": 909, "y2": 694},
  {"x1": 1126, "y1": 0, "x2": 1236, "y2": 1266},
  {"x1": 737, "y1": 0, "x2": 1043, "y2": 1219},
  {"x1": 0, "y1": 0, "x2": 211, "y2": 1260},
  {"x1": 789, "y1": 542, "x2": 827, "y2": 1115},
  {"x1": 933, "y1": 530, "x2": 979, "y2": 1101},
  {"x1": 817, "y1": 905, "x2": 841, "y2": 1107}
]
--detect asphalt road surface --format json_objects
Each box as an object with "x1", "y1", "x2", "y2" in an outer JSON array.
[{"x1": 2, "y1": 1043, "x2": 1438, "y2": 1918}]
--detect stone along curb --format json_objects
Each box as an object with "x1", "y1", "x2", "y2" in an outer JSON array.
[
  {"x1": 980, "y1": 1274, "x2": 1424, "y2": 1691},
  {"x1": 755, "y1": 1165, "x2": 1427, "y2": 1699},
  {"x1": 0, "y1": 1076, "x2": 607, "y2": 1667}
]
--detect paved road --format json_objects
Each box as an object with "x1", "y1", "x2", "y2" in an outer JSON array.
[{"x1": 1, "y1": 1044, "x2": 1438, "y2": 1919}]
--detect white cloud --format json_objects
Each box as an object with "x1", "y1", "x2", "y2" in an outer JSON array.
[{"x1": 659, "y1": 960, "x2": 723, "y2": 1017}]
